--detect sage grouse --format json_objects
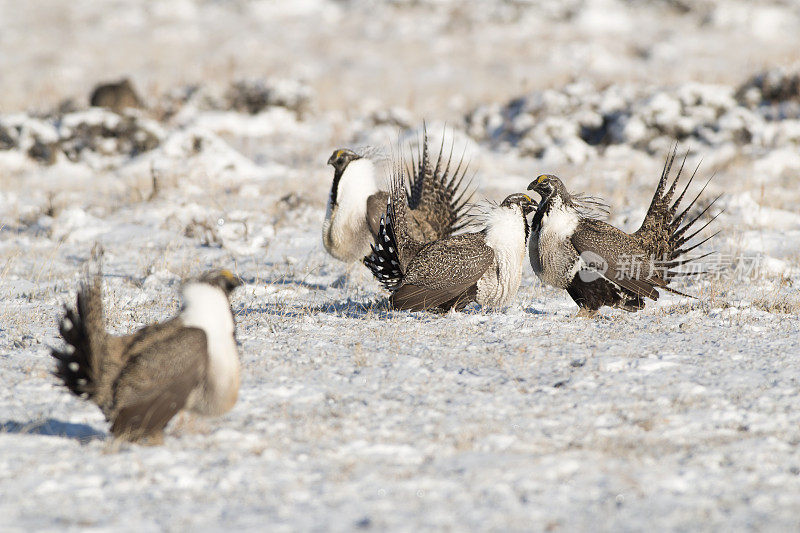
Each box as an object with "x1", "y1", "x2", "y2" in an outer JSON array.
[
  {"x1": 52, "y1": 269, "x2": 243, "y2": 444},
  {"x1": 364, "y1": 165, "x2": 535, "y2": 311},
  {"x1": 527, "y1": 151, "x2": 719, "y2": 316},
  {"x1": 322, "y1": 129, "x2": 473, "y2": 263}
]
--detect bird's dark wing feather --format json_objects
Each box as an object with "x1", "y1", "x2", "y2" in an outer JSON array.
[
  {"x1": 392, "y1": 233, "x2": 493, "y2": 311},
  {"x1": 567, "y1": 275, "x2": 645, "y2": 313},
  {"x1": 571, "y1": 219, "x2": 663, "y2": 301},
  {"x1": 110, "y1": 327, "x2": 207, "y2": 442}
]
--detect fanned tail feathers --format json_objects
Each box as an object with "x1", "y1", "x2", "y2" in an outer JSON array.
[
  {"x1": 634, "y1": 145, "x2": 722, "y2": 284},
  {"x1": 51, "y1": 272, "x2": 106, "y2": 400},
  {"x1": 406, "y1": 123, "x2": 475, "y2": 237}
]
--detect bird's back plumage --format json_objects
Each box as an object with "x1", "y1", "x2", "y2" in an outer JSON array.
[
  {"x1": 393, "y1": 233, "x2": 494, "y2": 311},
  {"x1": 109, "y1": 323, "x2": 207, "y2": 441}
]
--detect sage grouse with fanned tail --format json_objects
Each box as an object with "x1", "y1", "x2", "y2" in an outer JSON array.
[
  {"x1": 527, "y1": 149, "x2": 720, "y2": 316},
  {"x1": 322, "y1": 127, "x2": 473, "y2": 263},
  {"x1": 364, "y1": 165, "x2": 535, "y2": 312},
  {"x1": 52, "y1": 269, "x2": 243, "y2": 444}
]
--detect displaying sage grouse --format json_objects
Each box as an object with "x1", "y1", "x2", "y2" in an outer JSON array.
[
  {"x1": 322, "y1": 128, "x2": 473, "y2": 263},
  {"x1": 364, "y1": 165, "x2": 535, "y2": 312},
  {"x1": 52, "y1": 269, "x2": 243, "y2": 444},
  {"x1": 527, "y1": 150, "x2": 719, "y2": 316}
]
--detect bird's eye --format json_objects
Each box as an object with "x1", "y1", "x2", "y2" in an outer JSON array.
[{"x1": 337, "y1": 157, "x2": 345, "y2": 165}]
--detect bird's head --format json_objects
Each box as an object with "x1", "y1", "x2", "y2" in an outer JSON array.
[
  {"x1": 527, "y1": 174, "x2": 565, "y2": 202},
  {"x1": 500, "y1": 193, "x2": 537, "y2": 216},
  {"x1": 198, "y1": 269, "x2": 243, "y2": 296},
  {"x1": 327, "y1": 148, "x2": 361, "y2": 174}
]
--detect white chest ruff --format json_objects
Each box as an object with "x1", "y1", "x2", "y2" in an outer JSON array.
[
  {"x1": 530, "y1": 205, "x2": 580, "y2": 289},
  {"x1": 477, "y1": 207, "x2": 527, "y2": 308},
  {"x1": 322, "y1": 159, "x2": 378, "y2": 263},
  {"x1": 322, "y1": 204, "x2": 373, "y2": 263},
  {"x1": 180, "y1": 283, "x2": 240, "y2": 416}
]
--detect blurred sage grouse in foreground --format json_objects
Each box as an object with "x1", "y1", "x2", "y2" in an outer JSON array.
[
  {"x1": 52, "y1": 269, "x2": 243, "y2": 444},
  {"x1": 364, "y1": 164, "x2": 535, "y2": 312},
  {"x1": 527, "y1": 150, "x2": 719, "y2": 316},
  {"x1": 322, "y1": 127, "x2": 473, "y2": 263}
]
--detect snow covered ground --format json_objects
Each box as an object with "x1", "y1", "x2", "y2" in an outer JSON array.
[{"x1": 1, "y1": 0, "x2": 800, "y2": 530}]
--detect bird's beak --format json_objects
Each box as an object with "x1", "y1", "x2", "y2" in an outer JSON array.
[
  {"x1": 527, "y1": 174, "x2": 549, "y2": 198},
  {"x1": 327, "y1": 154, "x2": 336, "y2": 167}
]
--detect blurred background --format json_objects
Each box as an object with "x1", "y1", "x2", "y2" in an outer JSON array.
[{"x1": 4, "y1": 0, "x2": 800, "y2": 115}]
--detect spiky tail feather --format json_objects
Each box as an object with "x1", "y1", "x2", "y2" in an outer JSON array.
[
  {"x1": 634, "y1": 145, "x2": 722, "y2": 284},
  {"x1": 51, "y1": 274, "x2": 105, "y2": 400},
  {"x1": 406, "y1": 122, "x2": 476, "y2": 234}
]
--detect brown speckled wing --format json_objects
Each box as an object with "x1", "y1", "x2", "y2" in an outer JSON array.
[
  {"x1": 392, "y1": 233, "x2": 493, "y2": 311},
  {"x1": 110, "y1": 326, "x2": 207, "y2": 442},
  {"x1": 571, "y1": 219, "x2": 663, "y2": 301}
]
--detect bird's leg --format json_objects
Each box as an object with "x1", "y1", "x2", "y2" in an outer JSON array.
[
  {"x1": 172, "y1": 412, "x2": 209, "y2": 435},
  {"x1": 330, "y1": 267, "x2": 351, "y2": 288},
  {"x1": 138, "y1": 431, "x2": 165, "y2": 446},
  {"x1": 332, "y1": 262, "x2": 373, "y2": 291},
  {"x1": 575, "y1": 307, "x2": 598, "y2": 319}
]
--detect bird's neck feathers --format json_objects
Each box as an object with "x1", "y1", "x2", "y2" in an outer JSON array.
[
  {"x1": 483, "y1": 205, "x2": 527, "y2": 256},
  {"x1": 322, "y1": 158, "x2": 378, "y2": 262},
  {"x1": 328, "y1": 158, "x2": 378, "y2": 214},
  {"x1": 180, "y1": 283, "x2": 235, "y2": 338},
  {"x1": 533, "y1": 192, "x2": 576, "y2": 230},
  {"x1": 538, "y1": 195, "x2": 580, "y2": 239}
]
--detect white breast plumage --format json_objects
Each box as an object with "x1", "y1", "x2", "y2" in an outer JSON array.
[
  {"x1": 180, "y1": 282, "x2": 239, "y2": 415},
  {"x1": 530, "y1": 203, "x2": 581, "y2": 289},
  {"x1": 322, "y1": 158, "x2": 379, "y2": 262},
  {"x1": 477, "y1": 206, "x2": 527, "y2": 308}
]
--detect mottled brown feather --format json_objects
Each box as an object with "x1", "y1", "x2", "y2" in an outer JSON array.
[
  {"x1": 571, "y1": 219, "x2": 664, "y2": 301},
  {"x1": 110, "y1": 327, "x2": 207, "y2": 442},
  {"x1": 365, "y1": 190, "x2": 389, "y2": 239},
  {"x1": 390, "y1": 233, "x2": 494, "y2": 311},
  {"x1": 404, "y1": 125, "x2": 474, "y2": 241}
]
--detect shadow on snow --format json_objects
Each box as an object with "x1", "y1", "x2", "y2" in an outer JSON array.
[{"x1": 1, "y1": 418, "x2": 104, "y2": 443}]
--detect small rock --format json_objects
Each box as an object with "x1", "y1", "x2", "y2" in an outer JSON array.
[{"x1": 90, "y1": 78, "x2": 145, "y2": 112}]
